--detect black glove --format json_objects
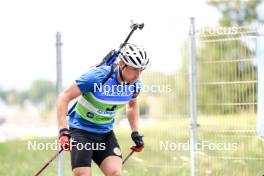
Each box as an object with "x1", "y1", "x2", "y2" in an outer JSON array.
[
  {"x1": 59, "y1": 128, "x2": 71, "y2": 151},
  {"x1": 131, "y1": 131, "x2": 144, "y2": 147},
  {"x1": 59, "y1": 128, "x2": 70, "y2": 138}
]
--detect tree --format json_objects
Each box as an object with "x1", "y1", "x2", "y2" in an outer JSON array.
[
  {"x1": 177, "y1": 0, "x2": 262, "y2": 114},
  {"x1": 207, "y1": 0, "x2": 262, "y2": 26},
  {"x1": 28, "y1": 80, "x2": 56, "y2": 104}
]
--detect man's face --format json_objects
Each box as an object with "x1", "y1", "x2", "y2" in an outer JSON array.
[
  {"x1": 119, "y1": 59, "x2": 143, "y2": 84},
  {"x1": 122, "y1": 65, "x2": 143, "y2": 84}
]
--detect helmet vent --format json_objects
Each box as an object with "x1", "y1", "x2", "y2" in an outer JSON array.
[
  {"x1": 136, "y1": 57, "x2": 141, "y2": 64},
  {"x1": 128, "y1": 56, "x2": 137, "y2": 65}
]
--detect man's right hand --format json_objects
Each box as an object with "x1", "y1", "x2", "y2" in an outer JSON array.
[{"x1": 59, "y1": 128, "x2": 71, "y2": 151}]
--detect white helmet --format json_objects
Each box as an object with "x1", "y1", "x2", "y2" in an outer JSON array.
[{"x1": 120, "y1": 43, "x2": 150, "y2": 69}]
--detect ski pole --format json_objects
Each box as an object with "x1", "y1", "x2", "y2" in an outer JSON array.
[{"x1": 33, "y1": 148, "x2": 63, "y2": 176}]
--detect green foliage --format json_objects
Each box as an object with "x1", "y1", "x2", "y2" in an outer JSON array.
[
  {"x1": 196, "y1": 40, "x2": 257, "y2": 114},
  {"x1": 175, "y1": 0, "x2": 261, "y2": 115},
  {"x1": 207, "y1": 0, "x2": 262, "y2": 26},
  {"x1": 141, "y1": 71, "x2": 189, "y2": 116},
  {"x1": 0, "y1": 80, "x2": 56, "y2": 117},
  {"x1": 28, "y1": 80, "x2": 56, "y2": 104},
  {"x1": 0, "y1": 89, "x2": 28, "y2": 106}
]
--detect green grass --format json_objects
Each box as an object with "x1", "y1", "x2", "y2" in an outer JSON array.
[{"x1": 0, "y1": 114, "x2": 263, "y2": 176}]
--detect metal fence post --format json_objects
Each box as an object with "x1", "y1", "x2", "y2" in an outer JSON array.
[
  {"x1": 188, "y1": 17, "x2": 198, "y2": 176},
  {"x1": 56, "y1": 32, "x2": 64, "y2": 176}
]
